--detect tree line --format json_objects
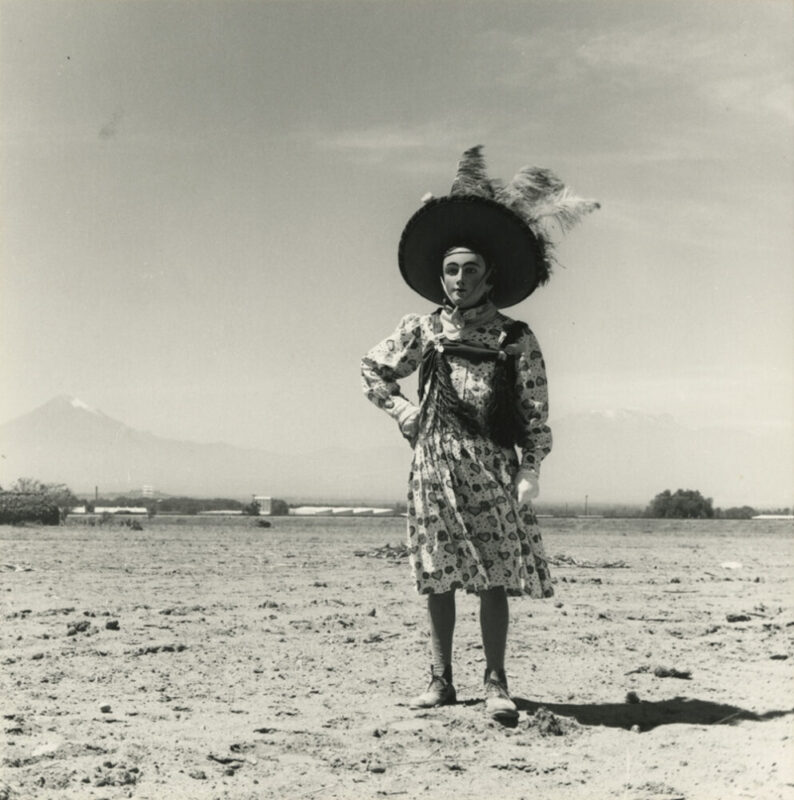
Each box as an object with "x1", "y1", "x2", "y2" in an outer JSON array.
[
  {"x1": 643, "y1": 488, "x2": 774, "y2": 520},
  {"x1": 2, "y1": 478, "x2": 785, "y2": 524},
  {"x1": 86, "y1": 495, "x2": 289, "y2": 516},
  {"x1": 0, "y1": 478, "x2": 289, "y2": 523}
]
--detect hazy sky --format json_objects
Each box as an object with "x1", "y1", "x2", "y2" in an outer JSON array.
[{"x1": 2, "y1": 0, "x2": 792, "y2": 459}]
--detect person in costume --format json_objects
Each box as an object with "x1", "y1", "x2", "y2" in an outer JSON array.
[{"x1": 361, "y1": 146, "x2": 598, "y2": 721}]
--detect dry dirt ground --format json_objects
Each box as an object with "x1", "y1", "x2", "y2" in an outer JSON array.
[{"x1": 1, "y1": 516, "x2": 793, "y2": 800}]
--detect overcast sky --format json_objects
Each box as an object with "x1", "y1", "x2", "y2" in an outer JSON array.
[{"x1": 2, "y1": 0, "x2": 792, "y2": 463}]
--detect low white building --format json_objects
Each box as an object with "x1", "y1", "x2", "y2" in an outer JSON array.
[
  {"x1": 289, "y1": 505, "x2": 396, "y2": 517},
  {"x1": 94, "y1": 506, "x2": 148, "y2": 515},
  {"x1": 253, "y1": 495, "x2": 272, "y2": 515}
]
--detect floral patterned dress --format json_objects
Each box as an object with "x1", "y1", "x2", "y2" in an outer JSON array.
[{"x1": 361, "y1": 301, "x2": 554, "y2": 598}]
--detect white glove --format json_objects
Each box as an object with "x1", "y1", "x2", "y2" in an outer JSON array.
[
  {"x1": 396, "y1": 404, "x2": 420, "y2": 440},
  {"x1": 513, "y1": 468, "x2": 539, "y2": 507}
]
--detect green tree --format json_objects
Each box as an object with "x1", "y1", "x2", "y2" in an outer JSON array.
[
  {"x1": 43, "y1": 483, "x2": 80, "y2": 512},
  {"x1": 11, "y1": 477, "x2": 46, "y2": 493},
  {"x1": 10, "y1": 478, "x2": 79, "y2": 520},
  {"x1": 242, "y1": 500, "x2": 261, "y2": 516},
  {"x1": 270, "y1": 498, "x2": 289, "y2": 516},
  {"x1": 1, "y1": 478, "x2": 78, "y2": 525},
  {"x1": 158, "y1": 496, "x2": 202, "y2": 515},
  {"x1": 644, "y1": 488, "x2": 714, "y2": 519},
  {"x1": 716, "y1": 505, "x2": 757, "y2": 520}
]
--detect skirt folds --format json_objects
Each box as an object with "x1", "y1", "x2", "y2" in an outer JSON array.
[{"x1": 406, "y1": 424, "x2": 554, "y2": 598}]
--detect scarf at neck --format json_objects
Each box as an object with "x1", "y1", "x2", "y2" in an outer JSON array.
[{"x1": 439, "y1": 299, "x2": 499, "y2": 337}]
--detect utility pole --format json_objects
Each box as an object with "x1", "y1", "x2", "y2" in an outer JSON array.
[{"x1": 584, "y1": 494, "x2": 589, "y2": 517}]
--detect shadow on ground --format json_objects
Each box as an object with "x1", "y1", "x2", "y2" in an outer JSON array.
[{"x1": 514, "y1": 696, "x2": 794, "y2": 732}]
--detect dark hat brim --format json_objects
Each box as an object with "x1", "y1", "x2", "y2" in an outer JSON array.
[{"x1": 398, "y1": 195, "x2": 547, "y2": 308}]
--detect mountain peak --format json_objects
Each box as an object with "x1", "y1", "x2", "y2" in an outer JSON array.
[
  {"x1": 43, "y1": 395, "x2": 103, "y2": 416},
  {"x1": 65, "y1": 395, "x2": 96, "y2": 413}
]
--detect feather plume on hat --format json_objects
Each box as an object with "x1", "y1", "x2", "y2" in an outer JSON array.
[
  {"x1": 449, "y1": 145, "x2": 599, "y2": 259},
  {"x1": 449, "y1": 145, "x2": 497, "y2": 199},
  {"x1": 498, "y1": 165, "x2": 600, "y2": 240}
]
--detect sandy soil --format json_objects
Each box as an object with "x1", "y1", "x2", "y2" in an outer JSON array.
[{"x1": 1, "y1": 516, "x2": 793, "y2": 800}]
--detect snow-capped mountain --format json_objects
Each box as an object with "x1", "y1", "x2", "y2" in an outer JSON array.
[{"x1": 0, "y1": 396, "x2": 410, "y2": 501}]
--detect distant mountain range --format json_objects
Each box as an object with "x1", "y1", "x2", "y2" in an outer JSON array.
[
  {"x1": 543, "y1": 409, "x2": 791, "y2": 508},
  {"x1": 0, "y1": 396, "x2": 790, "y2": 507},
  {"x1": 0, "y1": 396, "x2": 412, "y2": 503}
]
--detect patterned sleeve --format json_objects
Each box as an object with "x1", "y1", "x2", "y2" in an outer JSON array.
[
  {"x1": 513, "y1": 327, "x2": 553, "y2": 475},
  {"x1": 361, "y1": 313, "x2": 424, "y2": 424}
]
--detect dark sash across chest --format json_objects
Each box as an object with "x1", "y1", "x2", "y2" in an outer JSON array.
[{"x1": 417, "y1": 311, "x2": 527, "y2": 448}]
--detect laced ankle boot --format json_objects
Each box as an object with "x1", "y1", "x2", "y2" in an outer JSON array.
[
  {"x1": 409, "y1": 665, "x2": 456, "y2": 709},
  {"x1": 483, "y1": 668, "x2": 518, "y2": 721}
]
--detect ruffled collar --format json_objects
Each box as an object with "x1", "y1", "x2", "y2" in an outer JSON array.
[{"x1": 439, "y1": 299, "x2": 499, "y2": 338}]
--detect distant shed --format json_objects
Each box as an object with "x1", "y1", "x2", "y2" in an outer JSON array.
[{"x1": 253, "y1": 496, "x2": 272, "y2": 515}]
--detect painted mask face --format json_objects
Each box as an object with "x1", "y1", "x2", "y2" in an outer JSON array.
[{"x1": 441, "y1": 247, "x2": 491, "y2": 308}]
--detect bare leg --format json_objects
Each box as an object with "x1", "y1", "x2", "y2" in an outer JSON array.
[
  {"x1": 427, "y1": 590, "x2": 456, "y2": 679},
  {"x1": 479, "y1": 586, "x2": 508, "y2": 676}
]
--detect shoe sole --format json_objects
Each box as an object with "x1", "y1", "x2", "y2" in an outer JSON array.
[
  {"x1": 409, "y1": 690, "x2": 457, "y2": 709},
  {"x1": 485, "y1": 698, "x2": 519, "y2": 721},
  {"x1": 489, "y1": 708, "x2": 519, "y2": 721}
]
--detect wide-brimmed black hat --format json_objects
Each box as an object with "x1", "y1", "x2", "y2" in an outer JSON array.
[{"x1": 398, "y1": 146, "x2": 599, "y2": 309}]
